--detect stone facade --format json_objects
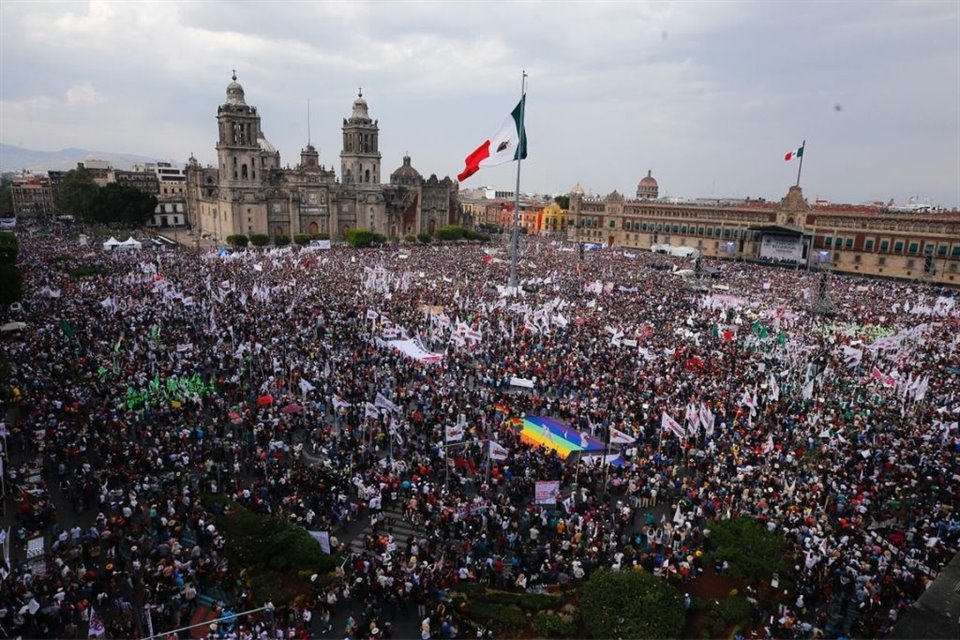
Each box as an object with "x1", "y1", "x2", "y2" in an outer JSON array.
[
  {"x1": 185, "y1": 75, "x2": 460, "y2": 241},
  {"x1": 570, "y1": 183, "x2": 960, "y2": 285}
]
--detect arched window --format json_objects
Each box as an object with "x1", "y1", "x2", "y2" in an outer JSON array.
[
  {"x1": 365, "y1": 169, "x2": 371, "y2": 183},
  {"x1": 308, "y1": 222, "x2": 319, "y2": 234},
  {"x1": 241, "y1": 164, "x2": 248, "y2": 179},
  {"x1": 274, "y1": 226, "x2": 283, "y2": 237}
]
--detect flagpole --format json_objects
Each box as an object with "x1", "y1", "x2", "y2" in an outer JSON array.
[
  {"x1": 509, "y1": 70, "x2": 527, "y2": 290},
  {"x1": 795, "y1": 139, "x2": 806, "y2": 187},
  {"x1": 602, "y1": 427, "x2": 611, "y2": 491}
]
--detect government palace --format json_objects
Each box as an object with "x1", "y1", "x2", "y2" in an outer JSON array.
[
  {"x1": 184, "y1": 74, "x2": 461, "y2": 241},
  {"x1": 552, "y1": 173, "x2": 959, "y2": 285}
]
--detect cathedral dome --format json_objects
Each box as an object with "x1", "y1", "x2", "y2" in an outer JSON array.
[
  {"x1": 257, "y1": 131, "x2": 276, "y2": 154},
  {"x1": 639, "y1": 170, "x2": 657, "y2": 187},
  {"x1": 391, "y1": 155, "x2": 421, "y2": 185},
  {"x1": 225, "y1": 71, "x2": 246, "y2": 106},
  {"x1": 570, "y1": 183, "x2": 585, "y2": 196}
]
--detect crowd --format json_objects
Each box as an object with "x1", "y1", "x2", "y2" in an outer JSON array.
[{"x1": 0, "y1": 226, "x2": 958, "y2": 639}]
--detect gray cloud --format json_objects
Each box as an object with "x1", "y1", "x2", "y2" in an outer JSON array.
[{"x1": 1, "y1": 0, "x2": 957, "y2": 206}]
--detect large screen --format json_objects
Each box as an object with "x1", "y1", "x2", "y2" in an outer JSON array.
[{"x1": 760, "y1": 235, "x2": 803, "y2": 262}]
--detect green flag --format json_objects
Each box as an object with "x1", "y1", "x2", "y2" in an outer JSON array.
[
  {"x1": 59, "y1": 319, "x2": 75, "y2": 341},
  {"x1": 711, "y1": 325, "x2": 720, "y2": 339},
  {"x1": 150, "y1": 325, "x2": 161, "y2": 342},
  {"x1": 777, "y1": 331, "x2": 786, "y2": 346}
]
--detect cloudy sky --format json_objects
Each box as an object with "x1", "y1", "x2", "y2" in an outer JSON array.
[{"x1": 1, "y1": 0, "x2": 958, "y2": 206}]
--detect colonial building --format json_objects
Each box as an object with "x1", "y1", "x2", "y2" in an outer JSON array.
[
  {"x1": 185, "y1": 74, "x2": 460, "y2": 241},
  {"x1": 10, "y1": 172, "x2": 56, "y2": 218},
  {"x1": 570, "y1": 174, "x2": 960, "y2": 285}
]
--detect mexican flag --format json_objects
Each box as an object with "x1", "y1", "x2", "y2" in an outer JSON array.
[
  {"x1": 784, "y1": 146, "x2": 804, "y2": 161},
  {"x1": 458, "y1": 95, "x2": 527, "y2": 182}
]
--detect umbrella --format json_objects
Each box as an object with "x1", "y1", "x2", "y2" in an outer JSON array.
[
  {"x1": 256, "y1": 395, "x2": 273, "y2": 406},
  {"x1": 281, "y1": 403, "x2": 302, "y2": 415}
]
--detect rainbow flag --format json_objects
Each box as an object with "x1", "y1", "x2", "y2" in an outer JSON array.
[
  {"x1": 494, "y1": 403, "x2": 511, "y2": 415},
  {"x1": 518, "y1": 416, "x2": 606, "y2": 459}
]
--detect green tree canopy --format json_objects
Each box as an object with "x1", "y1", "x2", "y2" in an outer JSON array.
[
  {"x1": 554, "y1": 194, "x2": 570, "y2": 209},
  {"x1": 0, "y1": 264, "x2": 24, "y2": 306},
  {"x1": 0, "y1": 231, "x2": 17, "y2": 265},
  {"x1": 91, "y1": 183, "x2": 157, "y2": 225},
  {"x1": 580, "y1": 569, "x2": 685, "y2": 639},
  {"x1": 434, "y1": 225, "x2": 465, "y2": 241},
  {"x1": 346, "y1": 228, "x2": 375, "y2": 247},
  {"x1": 0, "y1": 185, "x2": 13, "y2": 216},
  {"x1": 56, "y1": 168, "x2": 100, "y2": 219},
  {"x1": 249, "y1": 233, "x2": 269, "y2": 247},
  {"x1": 227, "y1": 234, "x2": 249, "y2": 248},
  {"x1": 705, "y1": 516, "x2": 787, "y2": 580}
]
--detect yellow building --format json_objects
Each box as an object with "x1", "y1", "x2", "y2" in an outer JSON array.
[
  {"x1": 569, "y1": 181, "x2": 960, "y2": 285},
  {"x1": 539, "y1": 202, "x2": 568, "y2": 236}
]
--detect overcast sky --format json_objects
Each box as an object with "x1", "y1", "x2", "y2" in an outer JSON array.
[{"x1": 1, "y1": 0, "x2": 958, "y2": 206}]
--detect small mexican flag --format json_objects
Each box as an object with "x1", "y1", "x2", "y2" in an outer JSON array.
[
  {"x1": 784, "y1": 146, "x2": 804, "y2": 162},
  {"x1": 457, "y1": 95, "x2": 527, "y2": 182}
]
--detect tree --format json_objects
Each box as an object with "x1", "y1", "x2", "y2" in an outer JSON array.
[
  {"x1": 227, "y1": 234, "x2": 249, "y2": 248},
  {"x1": 0, "y1": 231, "x2": 18, "y2": 265},
  {"x1": 56, "y1": 168, "x2": 100, "y2": 219},
  {"x1": 346, "y1": 229, "x2": 375, "y2": 247},
  {"x1": 273, "y1": 235, "x2": 290, "y2": 246},
  {"x1": 580, "y1": 569, "x2": 685, "y2": 639},
  {"x1": 0, "y1": 186, "x2": 13, "y2": 217},
  {"x1": 554, "y1": 194, "x2": 570, "y2": 209},
  {"x1": 0, "y1": 264, "x2": 24, "y2": 306},
  {"x1": 249, "y1": 233, "x2": 269, "y2": 247},
  {"x1": 434, "y1": 225, "x2": 465, "y2": 241},
  {"x1": 293, "y1": 234, "x2": 311, "y2": 246},
  {"x1": 91, "y1": 183, "x2": 157, "y2": 225},
  {"x1": 705, "y1": 516, "x2": 787, "y2": 580}
]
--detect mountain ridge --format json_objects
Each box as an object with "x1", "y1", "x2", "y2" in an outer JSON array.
[{"x1": 0, "y1": 143, "x2": 173, "y2": 173}]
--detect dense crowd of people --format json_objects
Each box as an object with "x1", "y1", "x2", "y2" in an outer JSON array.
[{"x1": 0, "y1": 226, "x2": 958, "y2": 639}]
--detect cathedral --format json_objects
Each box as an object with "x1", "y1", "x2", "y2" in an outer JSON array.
[{"x1": 185, "y1": 74, "x2": 461, "y2": 241}]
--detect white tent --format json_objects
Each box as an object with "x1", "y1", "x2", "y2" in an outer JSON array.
[
  {"x1": 102, "y1": 237, "x2": 122, "y2": 251},
  {"x1": 119, "y1": 237, "x2": 143, "y2": 250}
]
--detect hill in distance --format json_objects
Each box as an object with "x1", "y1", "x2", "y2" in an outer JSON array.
[{"x1": 0, "y1": 143, "x2": 171, "y2": 173}]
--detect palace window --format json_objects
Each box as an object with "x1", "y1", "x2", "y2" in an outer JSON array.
[
  {"x1": 908, "y1": 242, "x2": 919, "y2": 254},
  {"x1": 952, "y1": 245, "x2": 960, "y2": 257},
  {"x1": 937, "y1": 244, "x2": 948, "y2": 256},
  {"x1": 845, "y1": 238, "x2": 854, "y2": 249},
  {"x1": 879, "y1": 239, "x2": 889, "y2": 251},
  {"x1": 894, "y1": 241, "x2": 904, "y2": 253},
  {"x1": 864, "y1": 239, "x2": 874, "y2": 250},
  {"x1": 825, "y1": 237, "x2": 832, "y2": 248}
]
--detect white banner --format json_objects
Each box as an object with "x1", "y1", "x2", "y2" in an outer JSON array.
[
  {"x1": 445, "y1": 424, "x2": 465, "y2": 443},
  {"x1": 509, "y1": 376, "x2": 535, "y2": 389},
  {"x1": 308, "y1": 530, "x2": 332, "y2": 554},
  {"x1": 535, "y1": 481, "x2": 561, "y2": 505}
]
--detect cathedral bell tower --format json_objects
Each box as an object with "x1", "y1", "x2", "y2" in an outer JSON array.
[
  {"x1": 216, "y1": 71, "x2": 264, "y2": 186},
  {"x1": 340, "y1": 90, "x2": 381, "y2": 186}
]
